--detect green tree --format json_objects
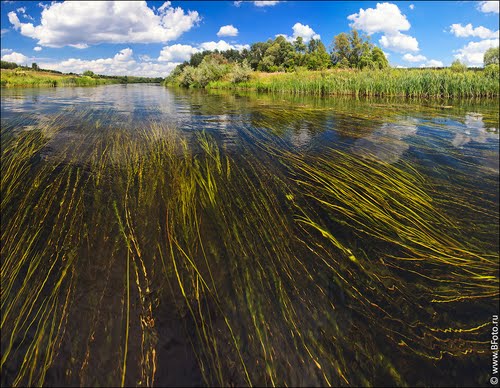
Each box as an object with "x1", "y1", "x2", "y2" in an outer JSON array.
[
  {"x1": 484, "y1": 47, "x2": 499, "y2": 66},
  {"x1": 450, "y1": 59, "x2": 467, "y2": 73},
  {"x1": 83, "y1": 70, "x2": 95, "y2": 77},
  {"x1": 294, "y1": 37, "x2": 307, "y2": 54},
  {"x1": 305, "y1": 40, "x2": 331, "y2": 70},
  {"x1": 371, "y1": 47, "x2": 389, "y2": 69},
  {"x1": 31, "y1": 62, "x2": 39, "y2": 71},
  {"x1": 331, "y1": 32, "x2": 350, "y2": 66}
]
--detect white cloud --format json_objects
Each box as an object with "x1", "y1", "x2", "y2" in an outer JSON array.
[
  {"x1": 158, "y1": 44, "x2": 199, "y2": 62},
  {"x1": 450, "y1": 23, "x2": 499, "y2": 39},
  {"x1": 1, "y1": 49, "x2": 13, "y2": 54},
  {"x1": 454, "y1": 38, "x2": 500, "y2": 66},
  {"x1": 1, "y1": 51, "x2": 29, "y2": 64},
  {"x1": 419, "y1": 59, "x2": 444, "y2": 67},
  {"x1": 217, "y1": 25, "x2": 238, "y2": 37},
  {"x1": 278, "y1": 22, "x2": 320, "y2": 43},
  {"x1": 254, "y1": 1, "x2": 280, "y2": 7},
  {"x1": 379, "y1": 32, "x2": 419, "y2": 52},
  {"x1": 234, "y1": 1, "x2": 242, "y2": 7},
  {"x1": 402, "y1": 53, "x2": 426, "y2": 62},
  {"x1": 199, "y1": 40, "x2": 249, "y2": 51},
  {"x1": 38, "y1": 48, "x2": 180, "y2": 77},
  {"x1": 348, "y1": 3, "x2": 419, "y2": 54},
  {"x1": 0, "y1": 28, "x2": 9, "y2": 37},
  {"x1": 348, "y1": 2, "x2": 410, "y2": 34},
  {"x1": 477, "y1": 1, "x2": 499, "y2": 13},
  {"x1": 139, "y1": 54, "x2": 152, "y2": 62},
  {"x1": 409, "y1": 4, "x2": 414, "y2": 10},
  {"x1": 8, "y1": 1, "x2": 201, "y2": 48},
  {"x1": 158, "y1": 39, "x2": 249, "y2": 63},
  {"x1": 34, "y1": 46, "x2": 43, "y2": 52}
]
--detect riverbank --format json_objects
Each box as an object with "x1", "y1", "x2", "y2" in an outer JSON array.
[
  {"x1": 0, "y1": 68, "x2": 121, "y2": 87},
  {"x1": 169, "y1": 67, "x2": 500, "y2": 98},
  {"x1": 0, "y1": 69, "x2": 165, "y2": 87}
]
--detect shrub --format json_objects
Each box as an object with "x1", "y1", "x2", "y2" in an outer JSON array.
[
  {"x1": 230, "y1": 61, "x2": 252, "y2": 83},
  {"x1": 484, "y1": 63, "x2": 499, "y2": 79},
  {"x1": 450, "y1": 60, "x2": 467, "y2": 73}
]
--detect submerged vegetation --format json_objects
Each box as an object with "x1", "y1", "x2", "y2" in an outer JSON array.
[{"x1": 1, "y1": 105, "x2": 498, "y2": 386}]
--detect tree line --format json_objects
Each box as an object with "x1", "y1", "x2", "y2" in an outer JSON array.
[{"x1": 174, "y1": 29, "x2": 389, "y2": 75}]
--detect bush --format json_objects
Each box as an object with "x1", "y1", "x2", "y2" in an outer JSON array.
[
  {"x1": 450, "y1": 60, "x2": 467, "y2": 73},
  {"x1": 484, "y1": 63, "x2": 499, "y2": 79},
  {"x1": 230, "y1": 61, "x2": 252, "y2": 83},
  {"x1": 178, "y1": 66, "x2": 197, "y2": 87}
]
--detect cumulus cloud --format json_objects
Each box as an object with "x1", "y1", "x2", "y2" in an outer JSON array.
[
  {"x1": 402, "y1": 53, "x2": 426, "y2": 62},
  {"x1": 38, "y1": 48, "x2": 180, "y2": 77},
  {"x1": 454, "y1": 38, "x2": 500, "y2": 66},
  {"x1": 158, "y1": 40, "x2": 249, "y2": 63},
  {"x1": 233, "y1": 1, "x2": 242, "y2": 7},
  {"x1": 348, "y1": 2, "x2": 410, "y2": 34},
  {"x1": 254, "y1": 1, "x2": 280, "y2": 7},
  {"x1": 379, "y1": 31, "x2": 419, "y2": 52},
  {"x1": 419, "y1": 59, "x2": 444, "y2": 67},
  {"x1": 450, "y1": 23, "x2": 499, "y2": 39},
  {"x1": 409, "y1": 4, "x2": 414, "y2": 10},
  {"x1": 199, "y1": 40, "x2": 249, "y2": 51},
  {"x1": 477, "y1": 1, "x2": 499, "y2": 13},
  {"x1": 158, "y1": 44, "x2": 200, "y2": 62},
  {"x1": 217, "y1": 25, "x2": 238, "y2": 37},
  {"x1": 8, "y1": 1, "x2": 201, "y2": 48},
  {"x1": 348, "y1": 3, "x2": 419, "y2": 53},
  {"x1": 0, "y1": 28, "x2": 9, "y2": 37},
  {"x1": 34, "y1": 46, "x2": 43, "y2": 52},
  {"x1": 1, "y1": 51, "x2": 29, "y2": 64},
  {"x1": 278, "y1": 22, "x2": 320, "y2": 42}
]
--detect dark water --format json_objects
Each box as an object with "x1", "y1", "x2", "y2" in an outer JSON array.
[{"x1": 1, "y1": 84, "x2": 499, "y2": 387}]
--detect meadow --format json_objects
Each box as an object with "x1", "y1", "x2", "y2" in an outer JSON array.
[{"x1": 0, "y1": 68, "x2": 122, "y2": 87}]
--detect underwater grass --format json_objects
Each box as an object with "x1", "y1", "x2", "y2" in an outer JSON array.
[{"x1": 0, "y1": 110, "x2": 498, "y2": 387}]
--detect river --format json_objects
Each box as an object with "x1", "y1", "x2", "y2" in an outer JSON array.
[{"x1": 1, "y1": 84, "x2": 498, "y2": 387}]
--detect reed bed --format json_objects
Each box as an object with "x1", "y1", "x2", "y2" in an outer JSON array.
[
  {"x1": 1, "y1": 111, "x2": 498, "y2": 386},
  {"x1": 207, "y1": 68, "x2": 500, "y2": 98}
]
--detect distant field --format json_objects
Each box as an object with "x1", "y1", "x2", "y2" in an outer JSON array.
[{"x1": 0, "y1": 68, "x2": 120, "y2": 87}]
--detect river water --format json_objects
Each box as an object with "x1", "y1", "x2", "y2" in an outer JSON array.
[{"x1": 1, "y1": 84, "x2": 498, "y2": 387}]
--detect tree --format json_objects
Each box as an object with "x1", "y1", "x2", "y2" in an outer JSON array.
[
  {"x1": 331, "y1": 32, "x2": 350, "y2": 66},
  {"x1": 83, "y1": 70, "x2": 95, "y2": 77},
  {"x1": 484, "y1": 47, "x2": 499, "y2": 66},
  {"x1": 31, "y1": 62, "x2": 39, "y2": 71},
  {"x1": 294, "y1": 37, "x2": 306, "y2": 54},
  {"x1": 331, "y1": 29, "x2": 385, "y2": 69},
  {"x1": 450, "y1": 59, "x2": 467, "y2": 72},
  {"x1": 371, "y1": 47, "x2": 389, "y2": 69},
  {"x1": 305, "y1": 40, "x2": 331, "y2": 70}
]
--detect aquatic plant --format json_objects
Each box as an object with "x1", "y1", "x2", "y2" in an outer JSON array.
[{"x1": 1, "y1": 110, "x2": 498, "y2": 387}]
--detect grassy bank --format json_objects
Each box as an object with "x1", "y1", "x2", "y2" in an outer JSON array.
[
  {"x1": 204, "y1": 68, "x2": 499, "y2": 98},
  {"x1": 0, "y1": 68, "x2": 122, "y2": 87}
]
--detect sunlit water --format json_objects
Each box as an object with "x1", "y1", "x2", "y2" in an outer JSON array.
[{"x1": 1, "y1": 84, "x2": 498, "y2": 387}]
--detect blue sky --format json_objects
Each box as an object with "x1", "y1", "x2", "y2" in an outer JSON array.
[{"x1": 1, "y1": 1, "x2": 499, "y2": 76}]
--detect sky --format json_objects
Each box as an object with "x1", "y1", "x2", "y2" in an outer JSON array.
[{"x1": 1, "y1": 1, "x2": 499, "y2": 77}]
